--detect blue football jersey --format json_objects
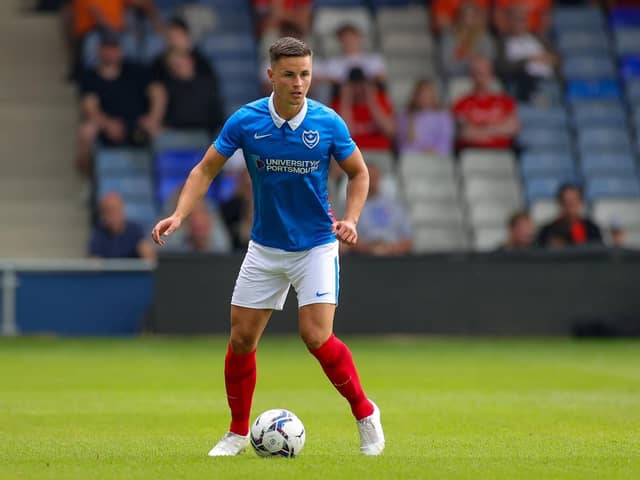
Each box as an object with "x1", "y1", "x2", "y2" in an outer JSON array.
[{"x1": 214, "y1": 94, "x2": 356, "y2": 251}]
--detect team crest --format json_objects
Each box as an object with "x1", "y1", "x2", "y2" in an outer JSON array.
[{"x1": 302, "y1": 130, "x2": 320, "y2": 149}]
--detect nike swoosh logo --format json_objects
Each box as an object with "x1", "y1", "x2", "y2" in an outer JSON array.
[
  {"x1": 254, "y1": 133, "x2": 272, "y2": 140},
  {"x1": 315, "y1": 291, "x2": 329, "y2": 297}
]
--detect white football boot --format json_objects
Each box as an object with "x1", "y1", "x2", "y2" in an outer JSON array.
[
  {"x1": 357, "y1": 400, "x2": 385, "y2": 456},
  {"x1": 207, "y1": 432, "x2": 250, "y2": 457}
]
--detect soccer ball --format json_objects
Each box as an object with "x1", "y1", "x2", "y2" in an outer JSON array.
[{"x1": 250, "y1": 409, "x2": 306, "y2": 458}]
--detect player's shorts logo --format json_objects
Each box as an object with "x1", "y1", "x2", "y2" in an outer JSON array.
[{"x1": 302, "y1": 130, "x2": 320, "y2": 149}]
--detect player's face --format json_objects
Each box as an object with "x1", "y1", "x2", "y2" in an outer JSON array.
[{"x1": 268, "y1": 55, "x2": 312, "y2": 107}]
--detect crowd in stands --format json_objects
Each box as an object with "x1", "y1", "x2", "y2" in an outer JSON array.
[{"x1": 54, "y1": 0, "x2": 640, "y2": 259}]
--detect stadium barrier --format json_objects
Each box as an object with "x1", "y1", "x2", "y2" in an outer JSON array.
[
  {"x1": 153, "y1": 250, "x2": 640, "y2": 336},
  {"x1": 0, "y1": 259, "x2": 153, "y2": 336}
]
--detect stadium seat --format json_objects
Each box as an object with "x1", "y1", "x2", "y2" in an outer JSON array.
[
  {"x1": 581, "y1": 152, "x2": 637, "y2": 176},
  {"x1": 125, "y1": 200, "x2": 158, "y2": 230},
  {"x1": 380, "y1": 31, "x2": 433, "y2": 58},
  {"x1": 530, "y1": 199, "x2": 558, "y2": 225},
  {"x1": 593, "y1": 198, "x2": 640, "y2": 228},
  {"x1": 626, "y1": 78, "x2": 640, "y2": 104},
  {"x1": 156, "y1": 149, "x2": 204, "y2": 176},
  {"x1": 376, "y1": 5, "x2": 429, "y2": 31},
  {"x1": 518, "y1": 126, "x2": 572, "y2": 150},
  {"x1": 615, "y1": 28, "x2": 640, "y2": 55},
  {"x1": 468, "y1": 201, "x2": 516, "y2": 228},
  {"x1": 386, "y1": 57, "x2": 435, "y2": 78},
  {"x1": 570, "y1": 101, "x2": 627, "y2": 127},
  {"x1": 610, "y1": 7, "x2": 640, "y2": 27},
  {"x1": 399, "y1": 152, "x2": 455, "y2": 180},
  {"x1": 95, "y1": 148, "x2": 152, "y2": 177},
  {"x1": 520, "y1": 152, "x2": 576, "y2": 178},
  {"x1": 313, "y1": 7, "x2": 373, "y2": 57},
  {"x1": 562, "y1": 55, "x2": 617, "y2": 80},
  {"x1": 518, "y1": 105, "x2": 568, "y2": 129},
  {"x1": 362, "y1": 150, "x2": 394, "y2": 173},
  {"x1": 566, "y1": 80, "x2": 622, "y2": 101},
  {"x1": 525, "y1": 177, "x2": 573, "y2": 204},
  {"x1": 473, "y1": 227, "x2": 506, "y2": 251},
  {"x1": 553, "y1": 7, "x2": 605, "y2": 31},
  {"x1": 621, "y1": 55, "x2": 640, "y2": 78},
  {"x1": 97, "y1": 175, "x2": 154, "y2": 202},
  {"x1": 586, "y1": 176, "x2": 640, "y2": 200},
  {"x1": 556, "y1": 30, "x2": 611, "y2": 56},
  {"x1": 460, "y1": 149, "x2": 516, "y2": 178},
  {"x1": 153, "y1": 129, "x2": 210, "y2": 152},
  {"x1": 576, "y1": 127, "x2": 632, "y2": 151},
  {"x1": 409, "y1": 202, "x2": 465, "y2": 227},
  {"x1": 404, "y1": 175, "x2": 458, "y2": 202},
  {"x1": 464, "y1": 177, "x2": 521, "y2": 206},
  {"x1": 199, "y1": 33, "x2": 256, "y2": 61},
  {"x1": 413, "y1": 226, "x2": 469, "y2": 252}
]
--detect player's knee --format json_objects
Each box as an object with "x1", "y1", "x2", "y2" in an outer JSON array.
[
  {"x1": 229, "y1": 334, "x2": 257, "y2": 354},
  {"x1": 300, "y1": 330, "x2": 330, "y2": 351}
]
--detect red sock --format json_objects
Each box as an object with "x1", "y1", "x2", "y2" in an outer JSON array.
[
  {"x1": 224, "y1": 343, "x2": 256, "y2": 436},
  {"x1": 310, "y1": 334, "x2": 374, "y2": 420}
]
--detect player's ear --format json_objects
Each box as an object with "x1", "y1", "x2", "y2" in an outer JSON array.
[{"x1": 267, "y1": 67, "x2": 274, "y2": 83}]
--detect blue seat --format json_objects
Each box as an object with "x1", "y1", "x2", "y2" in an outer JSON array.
[
  {"x1": 571, "y1": 101, "x2": 627, "y2": 127},
  {"x1": 156, "y1": 149, "x2": 204, "y2": 176},
  {"x1": 621, "y1": 55, "x2": 640, "y2": 78},
  {"x1": 97, "y1": 175, "x2": 154, "y2": 202},
  {"x1": 562, "y1": 55, "x2": 617, "y2": 80},
  {"x1": 519, "y1": 126, "x2": 572, "y2": 150},
  {"x1": 626, "y1": 78, "x2": 640, "y2": 103},
  {"x1": 556, "y1": 31, "x2": 611, "y2": 56},
  {"x1": 566, "y1": 79, "x2": 622, "y2": 100},
  {"x1": 581, "y1": 152, "x2": 637, "y2": 176},
  {"x1": 577, "y1": 127, "x2": 632, "y2": 151},
  {"x1": 153, "y1": 129, "x2": 210, "y2": 152},
  {"x1": 553, "y1": 7, "x2": 605, "y2": 30},
  {"x1": 586, "y1": 176, "x2": 640, "y2": 200},
  {"x1": 518, "y1": 105, "x2": 568, "y2": 129},
  {"x1": 526, "y1": 176, "x2": 578, "y2": 203},
  {"x1": 610, "y1": 8, "x2": 640, "y2": 27},
  {"x1": 95, "y1": 148, "x2": 152, "y2": 176},
  {"x1": 520, "y1": 152, "x2": 576, "y2": 178},
  {"x1": 125, "y1": 201, "x2": 158, "y2": 230},
  {"x1": 615, "y1": 28, "x2": 640, "y2": 55},
  {"x1": 199, "y1": 33, "x2": 256, "y2": 61}
]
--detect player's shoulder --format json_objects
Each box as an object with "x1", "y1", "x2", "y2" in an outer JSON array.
[
  {"x1": 306, "y1": 97, "x2": 342, "y2": 124},
  {"x1": 228, "y1": 97, "x2": 270, "y2": 122}
]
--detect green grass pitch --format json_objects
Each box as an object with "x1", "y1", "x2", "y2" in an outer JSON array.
[{"x1": 1, "y1": 336, "x2": 639, "y2": 479}]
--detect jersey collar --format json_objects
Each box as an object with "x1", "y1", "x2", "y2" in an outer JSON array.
[{"x1": 268, "y1": 92, "x2": 307, "y2": 131}]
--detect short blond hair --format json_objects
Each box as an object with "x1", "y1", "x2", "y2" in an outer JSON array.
[{"x1": 269, "y1": 37, "x2": 312, "y2": 63}]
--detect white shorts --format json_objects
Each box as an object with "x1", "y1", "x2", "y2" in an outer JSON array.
[{"x1": 231, "y1": 240, "x2": 340, "y2": 310}]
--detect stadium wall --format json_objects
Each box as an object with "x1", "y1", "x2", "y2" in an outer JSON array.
[{"x1": 152, "y1": 251, "x2": 640, "y2": 336}]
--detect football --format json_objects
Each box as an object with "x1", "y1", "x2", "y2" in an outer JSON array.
[{"x1": 250, "y1": 409, "x2": 306, "y2": 458}]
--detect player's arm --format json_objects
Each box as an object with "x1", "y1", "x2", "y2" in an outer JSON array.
[
  {"x1": 151, "y1": 145, "x2": 227, "y2": 246},
  {"x1": 333, "y1": 147, "x2": 369, "y2": 245}
]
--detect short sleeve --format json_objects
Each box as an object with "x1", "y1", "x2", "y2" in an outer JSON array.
[
  {"x1": 330, "y1": 111, "x2": 356, "y2": 161},
  {"x1": 214, "y1": 109, "x2": 245, "y2": 158}
]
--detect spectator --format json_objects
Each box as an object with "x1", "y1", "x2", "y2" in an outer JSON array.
[
  {"x1": 254, "y1": 0, "x2": 312, "y2": 39},
  {"x1": 65, "y1": 0, "x2": 159, "y2": 81},
  {"x1": 432, "y1": 0, "x2": 489, "y2": 33},
  {"x1": 351, "y1": 165, "x2": 413, "y2": 256},
  {"x1": 89, "y1": 192, "x2": 156, "y2": 259},
  {"x1": 331, "y1": 67, "x2": 395, "y2": 151},
  {"x1": 150, "y1": 17, "x2": 215, "y2": 84},
  {"x1": 439, "y1": 1, "x2": 495, "y2": 78},
  {"x1": 219, "y1": 169, "x2": 254, "y2": 251},
  {"x1": 396, "y1": 79, "x2": 454, "y2": 157},
  {"x1": 453, "y1": 56, "x2": 520, "y2": 151},
  {"x1": 166, "y1": 200, "x2": 231, "y2": 253},
  {"x1": 498, "y1": 211, "x2": 535, "y2": 250},
  {"x1": 76, "y1": 31, "x2": 163, "y2": 175},
  {"x1": 493, "y1": 0, "x2": 552, "y2": 37},
  {"x1": 155, "y1": 48, "x2": 224, "y2": 135},
  {"x1": 537, "y1": 184, "x2": 603, "y2": 248},
  {"x1": 495, "y1": 4, "x2": 558, "y2": 102},
  {"x1": 607, "y1": 220, "x2": 627, "y2": 248},
  {"x1": 321, "y1": 24, "x2": 386, "y2": 86}
]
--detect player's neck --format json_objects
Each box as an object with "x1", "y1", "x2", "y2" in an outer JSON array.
[{"x1": 273, "y1": 95, "x2": 304, "y2": 121}]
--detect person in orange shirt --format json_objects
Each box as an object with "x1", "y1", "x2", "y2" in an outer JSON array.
[{"x1": 432, "y1": 0, "x2": 490, "y2": 32}]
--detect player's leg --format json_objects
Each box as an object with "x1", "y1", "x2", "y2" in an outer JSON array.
[
  {"x1": 292, "y1": 242, "x2": 384, "y2": 455},
  {"x1": 209, "y1": 241, "x2": 290, "y2": 457}
]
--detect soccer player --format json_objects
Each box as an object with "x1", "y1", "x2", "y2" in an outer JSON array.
[{"x1": 151, "y1": 37, "x2": 385, "y2": 456}]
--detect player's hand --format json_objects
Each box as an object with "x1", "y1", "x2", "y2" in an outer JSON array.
[
  {"x1": 151, "y1": 215, "x2": 182, "y2": 246},
  {"x1": 332, "y1": 219, "x2": 358, "y2": 245}
]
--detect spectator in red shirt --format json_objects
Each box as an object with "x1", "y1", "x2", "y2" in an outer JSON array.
[
  {"x1": 453, "y1": 56, "x2": 520, "y2": 151},
  {"x1": 537, "y1": 184, "x2": 603, "y2": 248},
  {"x1": 331, "y1": 67, "x2": 395, "y2": 151}
]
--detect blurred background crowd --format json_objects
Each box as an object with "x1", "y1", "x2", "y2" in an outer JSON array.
[{"x1": 23, "y1": 0, "x2": 640, "y2": 259}]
